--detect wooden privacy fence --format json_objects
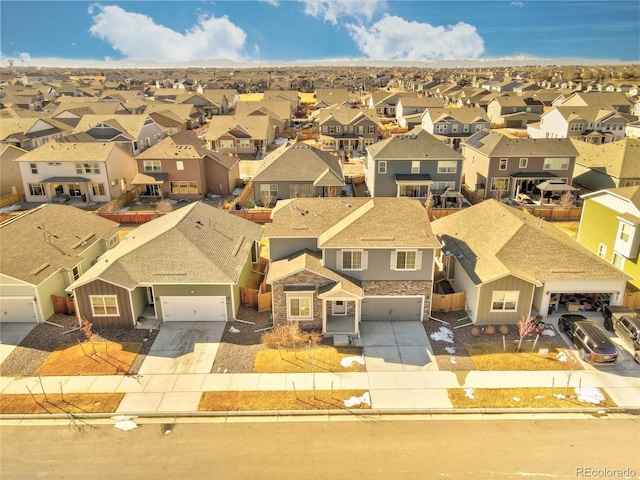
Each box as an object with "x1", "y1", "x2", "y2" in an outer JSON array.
[
  {"x1": 431, "y1": 291, "x2": 466, "y2": 313},
  {"x1": 623, "y1": 289, "x2": 640, "y2": 310},
  {"x1": 0, "y1": 191, "x2": 24, "y2": 208},
  {"x1": 230, "y1": 209, "x2": 272, "y2": 224},
  {"x1": 51, "y1": 294, "x2": 75, "y2": 315},
  {"x1": 522, "y1": 206, "x2": 582, "y2": 220},
  {"x1": 239, "y1": 263, "x2": 272, "y2": 312},
  {"x1": 97, "y1": 211, "x2": 156, "y2": 224}
]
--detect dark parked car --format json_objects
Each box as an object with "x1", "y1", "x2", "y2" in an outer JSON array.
[
  {"x1": 613, "y1": 315, "x2": 640, "y2": 363},
  {"x1": 602, "y1": 305, "x2": 637, "y2": 331},
  {"x1": 558, "y1": 315, "x2": 618, "y2": 364}
]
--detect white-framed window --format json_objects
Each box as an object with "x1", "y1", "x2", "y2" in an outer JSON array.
[
  {"x1": 91, "y1": 183, "x2": 105, "y2": 196},
  {"x1": 143, "y1": 160, "x2": 162, "y2": 172},
  {"x1": 336, "y1": 125, "x2": 341, "y2": 133},
  {"x1": 329, "y1": 125, "x2": 335, "y2": 134},
  {"x1": 491, "y1": 291, "x2": 518, "y2": 312},
  {"x1": 259, "y1": 183, "x2": 278, "y2": 197},
  {"x1": 391, "y1": 249, "x2": 422, "y2": 271},
  {"x1": 176, "y1": 160, "x2": 184, "y2": 171},
  {"x1": 490, "y1": 178, "x2": 509, "y2": 191},
  {"x1": 287, "y1": 293, "x2": 313, "y2": 320},
  {"x1": 543, "y1": 158, "x2": 569, "y2": 170},
  {"x1": 30, "y1": 163, "x2": 38, "y2": 174},
  {"x1": 612, "y1": 253, "x2": 625, "y2": 270},
  {"x1": 411, "y1": 161, "x2": 420, "y2": 174},
  {"x1": 90, "y1": 295, "x2": 119, "y2": 316},
  {"x1": 28, "y1": 183, "x2": 45, "y2": 196},
  {"x1": 68, "y1": 184, "x2": 82, "y2": 197},
  {"x1": 475, "y1": 124, "x2": 484, "y2": 132},
  {"x1": 519, "y1": 158, "x2": 528, "y2": 168},
  {"x1": 220, "y1": 139, "x2": 234, "y2": 148},
  {"x1": 463, "y1": 124, "x2": 469, "y2": 133},
  {"x1": 623, "y1": 180, "x2": 640, "y2": 187},
  {"x1": 570, "y1": 122, "x2": 584, "y2": 131},
  {"x1": 597, "y1": 243, "x2": 607, "y2": 258},
  {"x1": 337, "y1": 249, "x2": 367, "y2": 271},
  {"x1": 357, "y1": 126, "x2": 364, "y2": 135},
  {"x1": 619, "y1": 223, "x2": 632, "y2": 242},
  {"x1": 499, "y1": 158, "x2": 508, "y2": 170},
  {"x1": 239, "y1": 139, "x2": 251, "y2": 148},
  {"x1": 75, "y1": 162, "x2": 100, "y2": 174},
  {"x1": 435, "y1": 124, "x2": 447, "y2": 133},
  {"x1": 437, "y1": 161, "x2": 457, "y2": 173},
  {"x1": 322, "y1": 126, "x2": 328, "y2": 133},
  {"x1": 170, "y1": 181, "x2": 198, "y2": 194},
  {"x1": 378, "y1": 161, "x2": 387, "y2": 174},
  {"x1": 452, "y1": 124, "x2": 459, "y2": 133},
  {"x1": 368, "y1": 125, "x2": 375, "y2": 134}
]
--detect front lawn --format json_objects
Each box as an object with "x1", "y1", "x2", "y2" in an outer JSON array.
[
  {"x1": 199, "y1": 390, "x2": 370, "y2": 411},
  {"x1": 34, "y1": 342, "x2": 142, "y2": 376},
  {"x1": 448, "y1": 387, "x2": 616, "y2": 409},
  {"x1": 0, "y1": 393, "x2": 124, "y2": 414},
  {"x1": 464, "y1": 342, "x2": 582, "y2": 371},
  {"x1": 254, "y1": 346, "x2": 365, "y2": 373}
]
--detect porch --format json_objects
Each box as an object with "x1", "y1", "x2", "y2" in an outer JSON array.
[{"x1": 325, "y1": 314, "x2": 357, "y2": 336}]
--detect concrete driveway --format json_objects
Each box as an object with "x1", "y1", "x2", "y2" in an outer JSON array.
[
  {"x1": 359, "y1": 321, "x2": 437, "y2": 372},
  {"x1": 138, "y1": 322, "x2": 225, "y2": 375},
  {"x1": 0, "y1": 322, "x2": 36, "y2": 364}
]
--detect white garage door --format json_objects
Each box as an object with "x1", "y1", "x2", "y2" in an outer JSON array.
[
  {"x1": 160, "y1": 296, "x2": 227, "y2": 322},
  {"x1": 361, "y1": 297, "x2": 423, "y2": 321},
  {"x1": 1, "y1": 297, "x2": 38, "y2": 323}
]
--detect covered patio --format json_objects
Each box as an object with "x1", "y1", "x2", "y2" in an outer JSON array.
[{"x1": 131, "y1": 172, "x2": 168, "y2": 202}]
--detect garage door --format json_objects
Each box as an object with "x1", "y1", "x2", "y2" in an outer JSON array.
[
  {"x1": 160, "y1": 296, "x2": 227, "y2": 322},
  {"x1": 361, "y1": 297, "x2": 423, "y2": 321},
  {"x1": 1, "y1": 297, "x2": 38, "y2": 323}
]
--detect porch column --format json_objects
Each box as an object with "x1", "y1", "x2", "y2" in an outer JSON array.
[{"x1": 321, "y1": 299, "x2": 327, "y2": 334}]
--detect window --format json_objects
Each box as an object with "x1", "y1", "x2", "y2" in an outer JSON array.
[
  {"x1": 90, "y1": 295, "x2": 119, "y2": 316},
  {"x1": 357, "y1": 126, "x2": 364, "y2": 135},
  {"x1": 491, "y1": 291, "x2": 518, "y2": 311},
  {"x1": 322, "y1": 126, "x2": 328, "y2": 133},
  {"x1": 336, "y1": 126, "x2": 341, "y2": 133},
  {"x1": 378, "y1": 161, "x2": 387, "y2": 174},
  {"x1": 437, "y1": 161, "x2": 457, "y2": 174},
  {"x1": 329, "y1": 125, "x2": 335, "y2": 134},
  {"x1": 475, "y1": 124, "x2": 484, "y2": 132},
  {"x1": 623, "y1": 180, "x2": 640, "y2": 187},
  {"x1": 259, "y1": 183, "x2": 278, "y2": 198},
  {"x1": 53, "y1": 184, "x2": 64, "y2": 195},
  {"x1": 75, "y1": 163, "x2": 99, "y2": 174},
  {"x1": 391, "y1": 249, "x2": 422, "y2": 270},
  {"x1": 597, "y1": 243, "x2": 607, "y2": 258},
  {"x1": 543, "y1": 158, "x2": 569, "y2": 170},
  {"x1": 239, "y1": 139, "x2": 251, "y2": 148},
  {"x1": 170, "y1": 181, "x2": 198, "y2": 194},
  {"x1": 176, "y1": 161, "x2": 184, "y2": 171},
  {"x1": 143, "y1": 160, "x2": 162, "y2": 172},
  {"x1": 400, "y1": 185, "x2": 429, "y2": 197},
  {"x1": 619, "y1": 223, "x2": 632, "y2": 242},
  {"x1": 519, "y1": 158, "x2": 528, "y2": 168},
  {"x1": 463, "y1": 124, "x2": 469, "y2": 133},
  {"x1": 48, "y1": 162, "x2": 61, "y2": 166},
  {"x1": 490, "y1": 178, "x2": 509, "y2": 191},
  {"x1": 91, "y1": 183, "x2": 105, "y2": 196},
  {"x1": 452, "y1": 124, "x2": 459, "y2": 133},
  {"x1": 220, "y1": 139, "x2": 234, "y2": 148},
  {"x1": 287, "y1": 295, "x2": 312, "y2": 320},
  {"x1": 289, "y1": 184, "x2": 316, "y2": 198},
  {"x1": 411, "y1": 161, "x2": 420, "y2": 174},
  {"x1": 68, "y1": 184, "x2": 82, "y2": 197},
  {"x1": 612, "y1": 253, "x2": 625, "y2": 270},
  {"x1": 28, "y1": 183, "x2": 45, "y2": 196},
  {"x1": 338, "y1": 250, "x2": 364, "y2": 270},
  {"x1": 30, "y1": 163, "x2": 38, "y2": 174},
  {"x1": 570, "y1": 122, "x2": 584, "y2": 131},
  {"x1": 435, "y1": 124, "x2": 447, "y2": 133},
  {"x1": 499, "y1": 158, "x2": 508, "y2": 170},
  {"x1": 72, "y1": 266, "x2": 80, "y2": 281},
  {"x1": 368, "y1": 125, "x2": 375, "y2": 134}
]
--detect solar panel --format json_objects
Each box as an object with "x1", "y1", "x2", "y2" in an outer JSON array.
[{"x1": 465, "y1": 130, "x2": 490, "y2": 148}]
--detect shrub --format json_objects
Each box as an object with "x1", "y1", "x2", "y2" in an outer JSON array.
[
  {"x1": 470, "y1": 327, "x2": 481, "y2": 337},
  {"x1": 499, "y1": 325, "x2": 510, "y2": 335},
  {"x1": 260, "y1": 324, "x2": 321, "y2": 349},
  {"x1": 155, "y1": 199, "x2": 173, "y2": 214},
  {"x1": 485, "y1": 325, "x2": 496, "y2": 336}
]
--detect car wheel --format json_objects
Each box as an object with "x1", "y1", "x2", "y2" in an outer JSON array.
[
  {"x1": 604, "y1": 318, "x2": 613, "y2": 331},
  {"x1": 634, "y1": 352, "x2": 640, "y2": 364},
  {"x1": 558, "y1": 321, "x2": 566, "y2": 332}
]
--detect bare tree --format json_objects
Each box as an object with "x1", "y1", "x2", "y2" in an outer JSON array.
[
  {"x1": 558, "y1": 191, "x2": 574, "y2": 207},
  {"x1": 155, "y1": 199, "x2": 173, "y2": 214},
  {"x1": 516, "y1": 316, "x2": 536, "y2": 352},
  {"x1": 492, "y1": 189, "x2": 505, "y2": 203}
]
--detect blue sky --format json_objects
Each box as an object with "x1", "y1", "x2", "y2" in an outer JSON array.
[{"x1": 1, "y1": 1, "x2": 638, "y2": 66}]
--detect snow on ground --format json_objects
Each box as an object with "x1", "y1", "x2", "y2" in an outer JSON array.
[
  {"x1": 556, "y1": 351, "x2": 568, "y2": 362},
  {"x1": 542, "y1": 329, "x2": 556, "y2": 336},
  {"x1": 534, "y1": 395, "x2": 545, "y2": 399},
  {"x1": 553, "y1": 394, "x2": 566, "y2": 400},
  {"x1": 229, "y1": 326, "x2": 240, "y2": 333},
  {"x1": 450, "y1": 357, "x2": 457, "y2": 364},
  {"x1": 445, "y1": 346, "x2": 456, "y2": 354},
  {"x1": 430, "y1": 326, "x2": 454, "y2": 343},
  {"x1": 114, "y1": 420, "x2": 138, "y2": 431},
  {"x1": 513, "y1": 397, "x2": 520, "y2": 402},
  {"x1": 0, "y1": 204, "x2": 22, "y2": 213},
  {"x1": 464, "y1": 388, "x2": 475, "y2": 399},
  {"x1": 344, "y1": 392, "x2": 371, "y2": 407},
  {"x1": 575, "y1": 387, "x2": 605, "y2": 405},
  {"x1": 341, "y1": 356, "x2": 365, "y2": 368}
]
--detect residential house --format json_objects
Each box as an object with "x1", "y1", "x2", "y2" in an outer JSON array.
[
  {"x1": 67, "y1": 202, "x2": 263, "y2": 328},
  {"x1": 205, "y1": 115, "x2": 276, "y2": 157},
  {"x1": 313, "y1": 106, "x2": 381, "y2": 154},
  {"x1": 15, "y1": 140, "x2": 136, "y2": 203},
  {"x1": 420, "y1": 107, "x2": 490, "y2": 150},
  {"x1": 363, "y1": 127, "x2": 464, "y2": 201},
  {"x1": 251, "y1": 143, "x2": 344, "y2": 205},
  {"x1": 557, "y1": 91, "x2": 634, "y2": 114},
  {"x1": 133, "y1": 130, "x2": 240, "y2": 201},
  {"x1": 314, "y1": 89, "x2": 355, "y2": 109},
  {"x1": 367, "y1": 92, "x2": 419, "y2": 118},
  {"x1": 234, "y1": 100, "x2": 295, "y2": 134},
  {"x1": 395, "y1": 96, "x2": 444, "y2": 129},
  {"x1": 527, "y1": 106, "x2": 628, "y2": 143},
  {"x1": 571, "y1": 138, "x2": 640, "y2": 192},
  {"x1": 201, "y1": 88, "x2": 239, "y2": 111},
  {"x1": 578, "y1": 186, "x2": 640, "y2": 300},
  {"x1": 51, "y1": 101, "x2": 132, "y2": 127},
  {"x1": 0, "y1": 204, "x2": 120, "y2": 323},
  {"x1": 431, "y1": 200, "x2": 628, "y2": 324},
  {"x1": 0, "y1": 144, "x2": 26, "y2": 196},
  {"x1": 174, "y1": 92, "x2": 225, "y2": 117},
  {"x1": 486, "y1": 95, "x2": 543, "y2": 127},
  {"x1": 265, "y1": 197, "x2": 439, "y2": 336},
  {"x1": 461, "y1": 130, "x2": 579, "y2": 200},
  {"x1": 143, "y1": 103, "x2": 207, "y2": 131},
  {"x1": 0, "y1": 117, "x2": 69, "y2": 150}
]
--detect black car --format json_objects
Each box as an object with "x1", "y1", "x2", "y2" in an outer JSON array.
[
  {"x1": 614, "y1": 315, "x2": 640, "y2": 363},
  {"x1": 558, "y1": 315, "x2": 618, "y2": 364}
]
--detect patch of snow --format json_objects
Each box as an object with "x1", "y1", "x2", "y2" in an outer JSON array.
[
  {"x1": 553, "y1": 394, "x2": 566, "y2": 400},
  {"x1": 534, "y1": 395, "x2": 545, "y2": 399},
  {"x1": 114, "y1": 420, "x2": 138, "y2": 431},
  {"x1": 513, "y1": 397, "x2": 520, "y2": 402},
  {"x1": 464, "y1": 388, "x2": 475, "y2": 399},
  {"x1": 542, "y1": 329, "x2": 556, "y2": 337},
  {"x1": 119, "y1": 206, "x2": 131, "y2": 212},
  {"x1": 575, "y1": 387, "x2": 605, "y2": 405},
  {"x1": 0, "y1": 204, "x2": 22, "y2": 213},
  {"x1": 344, "y1": 392, "x2": 371, "y2": 407},
  {"x1": 229, "y1": 326, "x2": 240, "y2": 333},
  {"x1": 556, "y1": 351, "x2": 568, "y2": 362},
  {"x1": 430, "y1": 326, "x2": 454, "y2": 343},
  {"x1": 341, "y1": 356, "x2": 365, "y2": 368},
  {"x1": 165, "y1": 199, "x2": 178, "y2": 204},
  {"x1": 445, "y1": 346, "x2": 456, "y2": 354},
  {"x1": 450, "y1": 357, "x2": 457, "y2": 364}
]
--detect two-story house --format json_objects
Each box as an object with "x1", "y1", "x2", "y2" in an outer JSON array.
[
  {"x1": 363, "y1": 127, "x2": 464, "y2": 201},
  {"x1": 265, "y1": 197, "x2": 440, "y2": 337},
  {"x1": 205, "y1": 115, "x2": 276, "y2": 157},
  {"x1": 578, "y1": 186, "x2": 640, "y2": 302},
  {"x1": 15, "y1": 140, "x2": 137, "y2": 204},
  {"x1": 486, "y1": 95, "x2": 543, "y2": 128},
  {"x1": 571, "y1": 138, "x2": 640, "y2": 192},
  {"x1": 420, "y1": 107, "x2": 490, "y2": 150},
  {"x1": 0, "y1": 117, "x2": 70, "y2": 151},
  {"x1": 314, "y1": 107, "x2": 381, "y2": 155},
  {"x1": 0, "y1": 144, "x2": 26, "y2": 197},
  {"x1": 557, "y1": 91, "x2": 634, "y2": 114},
  {"x1": 394, "y1": 96, "x2": 444, "y2": 129},
  {"x1": 234, "y1": 100, "x2": 295, "y2": 135},
  {"x1": 132, "y1": 130, "x2": 240, "y2": 201},
  {"x1": 461, "y1": 130, "x2": 579, "y2": 201}
]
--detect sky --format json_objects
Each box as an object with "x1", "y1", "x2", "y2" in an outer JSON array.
[{"x1": 1, "y1": 0, "x2": 638, "y2": 67}]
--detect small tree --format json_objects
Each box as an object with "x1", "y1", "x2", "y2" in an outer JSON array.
[
  {"x1": 558, "y1": 191, "x2": 574, "y2": 207},
  {"x1": 155, "y1": 199, "x2": 173, "y2": 214},
  {"x1": 424, "y1": 194, "x2": 435, "y2": 219},
  {"x1": 516, "y1": 316, "x2": 536, "y2": 352},
  {"x1": 80, "y1": 318, "x2": 93, "y2": 342}
]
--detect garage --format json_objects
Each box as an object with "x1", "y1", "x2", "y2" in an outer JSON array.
[
  {"x1": 361, "y1": 296, "x2": 423, "y2": 321},
  {"x1": 160, "y1": 296, "x2": 227, "y2": 322},
  {"x1": 1, "y1": 297, "x2": 38, "y2": 323}
]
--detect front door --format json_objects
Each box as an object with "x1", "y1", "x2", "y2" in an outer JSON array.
[
  {"x1": 332, "y1": 300, "x2": 346, "y2": 315},
  {"x1": 147, "y1": 287, "x2": 154, "y2": 306}
]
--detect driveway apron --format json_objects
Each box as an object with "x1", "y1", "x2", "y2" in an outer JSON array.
[
  {"x1": 138, "y1": 322, "x2": 224, "y2": 375},
  {"x1": 0, "y1": 322, "x2": 36, "y2": 364}
]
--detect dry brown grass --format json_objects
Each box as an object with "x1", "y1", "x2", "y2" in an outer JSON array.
[
  {"x1": 448, "y1": 387, "x2": 616, "y2": 409},
  {"x1": 198, "y1": 390, "x2": 370, "y2": 411},
  {"x1": 254, "y1": 346, "x2": 365, "y2": 373},
  {"x1": 464, "y1": 342, "x2": 582, "y2": 371},
  {"x1": 34, "y1": 342, "x2": 142, "y2": 376},
  {"x1": 553, "y1": 221, "x2": 580, "y2": 239},
  {"x1": 0, "y1": 393, "x2": 124, "y2": 414}
]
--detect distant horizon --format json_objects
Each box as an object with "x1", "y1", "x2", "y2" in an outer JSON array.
[{"x1": 1, "y1": 1, "x2": 638, "y2": 70}]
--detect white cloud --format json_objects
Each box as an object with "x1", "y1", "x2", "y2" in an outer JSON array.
[
  {"x1": 511, "y1": 2, "x2": 524, "y2": 6},
  {"x1": 347, "y1": 15, "x2": 485, "y2": 60},
  {"x1": 300, "y1": 0, "x2": 385, "y2": 24},
  {"x1": 87, "y1": 4, "x2": 248, "y2": 61},
  {"x1": 259, "y1": 0, "x2": 280, "y2": 5}
]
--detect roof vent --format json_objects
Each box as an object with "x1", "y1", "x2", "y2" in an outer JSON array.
[{"x1": 30, "y1": 263, "x2": 51, "y2": 276}]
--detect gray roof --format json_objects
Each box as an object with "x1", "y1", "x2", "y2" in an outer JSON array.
[
  {"x1": 463, "y1": 130, "x2": 579, "y2": 157},
  {"x1": 68, "y1": 202, "x2": 263, "y2": 290},
  {"x1": 572, "y1": 138, "x2": 640, "y2": 180},
  {"x1": 366, "y1": 127, "x2": 464, "y2": 161}
]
